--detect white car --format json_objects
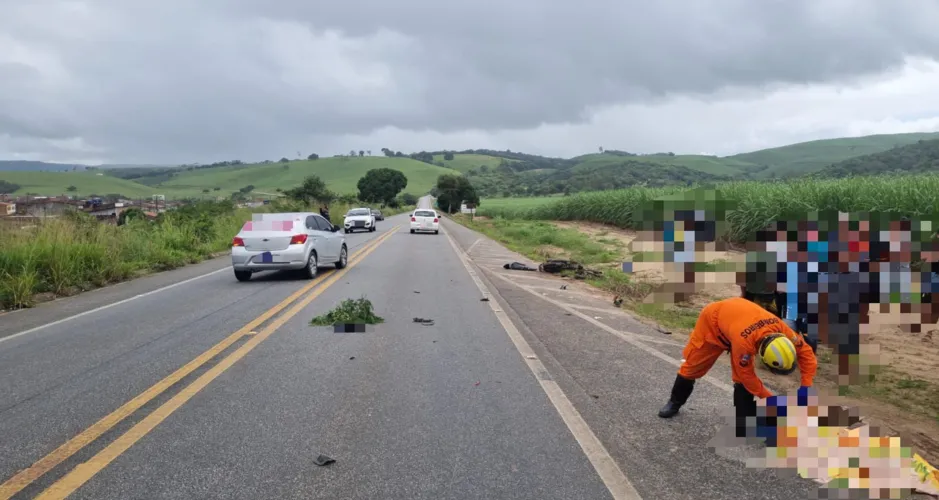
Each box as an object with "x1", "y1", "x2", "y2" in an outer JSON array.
[
  {"x1": 231, "y1": 212, "x2": 347, "y2": 282},
  {"x1": 343, "y1": 207, "x2": 376, "y2": 233},
  {"x1": 410, "y1": 209, "x2": 440, "y2": 234}
]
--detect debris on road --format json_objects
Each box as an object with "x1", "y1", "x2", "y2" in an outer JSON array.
[
  {"x1": 311, "y1": 297, "x2": 385, "y2": 328},
  {"x1": 503, "y1": 262, "x2": 538, "y2": 271},
  {"x1": 613, "y1": 296, "x2": 623, "y2": 308},
  {"x1": 413, "y1": 290, "x2": 420, "y2": 294},
  {"x1": 349, "y1": 356, "x2": 355, "y2": 360},
  {"x1": 313, "y1": 454, "x2": 336, "y2": 467},
  {"x1": 413, "y1": 317, "x2": 435, "y2": 326},
  {"x1": 538, "y1": 259, "x2": 603, "y2": 279},
  {"x1": 480, "y1": 297, "x2": 490, "y2": 302},
  {"x1": 525, "y1": 355, "x2": 537, "y2": 360},
  {"x1": 560, "y1": 284, "x2": 568, "y2": 290},
  {"x1": 474, "y1": 381, "x2": 480, "y2": 386}
]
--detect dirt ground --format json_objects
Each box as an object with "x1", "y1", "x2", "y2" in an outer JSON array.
[{"x1": 552, "y1": 220, "x2": 939, "y2": 464}]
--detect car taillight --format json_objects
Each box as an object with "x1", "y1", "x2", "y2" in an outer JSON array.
[
  {"x1": 290, "y1": 234, "x2": 308, "y2": 244},
  {"x1": 433, "y1": 218, "x2": 438, "y2": 223},
  {"x1": 411, "y1": 217, "x2": 416, "y2": 222},
  {"x1": 232, "y1": 236, "x2": 244, "y2": 247}
]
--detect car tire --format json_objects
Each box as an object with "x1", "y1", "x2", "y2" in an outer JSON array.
[
  {"x1": 434, "y1": 230, "x2": 439, "y2": 234},
  {"x1": 234, "y1": 270, "x2": 251, "y2": 282},
  {"x1": 304, "y1": 251, "x2": 318, "y2": 279},
  {"x1": 370, "y1": 226, "x2": 376, "y2": 232},
  {"x1": 410, "y1": 229, "x2": 415, "y2": 234},
  {"x1": 335, "y1": 245, "x2": 348, "y2": 269},
  {"x1": 344, "y1": 229, "x2": 349, "y2": 234}
]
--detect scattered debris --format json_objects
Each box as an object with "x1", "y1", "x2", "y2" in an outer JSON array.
[
  {"x1": 413, "y1": 317, "x2": 435, "y2": 326},
  {"x1": 591, "y1": 395, "x2": 600, "y2": 399},
  {"x1": 538, "y1": 259, "x2": 603, "y2": 279},
  {"x1": 349, "y1": 356, "x2": 356, "y2": 360},
  {"x1": 432, "y1": 340, "x2": 437, "y2": 343},
  {"x1": 613, "y1": 296, "x2": 623, "y2": 308},
  {"x1": 480, "y1": 297, "x2": 490, "y2": 302},
  {"x1": 503, "y1": 262, "x2": 538, "y2": 271},
  {"x1": 560, "y1": 284, "x2": 568, "y2": 290},
  {"x1": 525, "y1": 355, "x2": 537, "y2": 360},
  {"x1": 311, "y1": 297, "x2": 384, "y2": 327},
  {"x1": 313, "y1": 454, "x2": 336, "y2": 467},
  {"x1": 565, "y1": 312, "x2": 573, "y2": 316},
  {"x1": 413, "y1": 290, "x2": 420, "y2": 294},
  {"x1": 594, "y1": 316, "x2": 602, "y2": 320},
  {"x1": 474, "y1": 381, "x2": 480, "y2": 386}
]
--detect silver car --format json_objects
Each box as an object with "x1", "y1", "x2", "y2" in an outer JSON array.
[{"x1": 230, "y1": 212, "x2": 348, "y2": 282}]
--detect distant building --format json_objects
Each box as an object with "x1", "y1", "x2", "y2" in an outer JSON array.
[
  {"x1": 0, "y1": 202, "x2": 15, "y2": 216},
  {"x1": 20, "y1": 198, "x2": 78, "y2": 217}
]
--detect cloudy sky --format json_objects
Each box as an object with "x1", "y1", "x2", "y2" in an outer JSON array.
[{"x1": 2, "y1": 0, "x2": 939, "y2": 165}]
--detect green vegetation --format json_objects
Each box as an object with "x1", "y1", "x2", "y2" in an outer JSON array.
[
  {"x1": 731, "y1": 131, "x2": 939, "y2": 178},
  {"x1": 0, "y1": 171, "x2": 164, "y2": 198},
  {"x1": 812, "y1": 137, "x2": 939, "y2": 178},
  {"x1": 431, "y1": 153, "x2": 508, "y2": 172},
  {"x1": 310, "y1": 297, "x2": 385, "y2": 326},
  {"x1": 357, "y1": 168, "x2": 408, "y2": 205},
  {"x1": 474, "y1": 174, "x2": 939, "y2": 244},
  {"x1": 0, "y1": 201, "x2": 250, "y2": 309},
  {"x1": 433, "y1": 174, "x2": 480, "y2": 214}
]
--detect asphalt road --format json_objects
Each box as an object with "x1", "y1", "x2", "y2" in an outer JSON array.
[{"x1": 0, "y1": 199, "x2": 820, "y2": 500}]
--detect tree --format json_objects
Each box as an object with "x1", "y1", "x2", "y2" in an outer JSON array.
[
  {"x1": 213, "y1": 187, "x2": 221, "y2": 191},
  {"x1": 350, "y1": 150, "x2": 356, "y2": 157},
  {"x1": 443, "y1": 152, "x2": 454, "y2": 161},
  {"x1": 435, "y1": 174, "x2": 479, "y2": 214},
  {"x1": 284, "y1": 175, "x2": 334, "y2": 205},
  {"x1": 398, "y1": 192, "x2": 418, "y2": 206},
  {"x1": 66, "y1": 185, "x2": 77, "y2": 192},
  {"x1": 394, "y1": 151, "x2": 404, "y2": 157},
  {"x1": 279, "y1": 157, "x2": 290, "y2": 163},
  {"x1": 0, "y1": 180, "x2": 20, "y2": 194},
  {"x1": 381, "y1": 148, "x2": 394, "y2": 157},
  {"x1": 118, "y1": 207, "x2": 145, "y2": 226},
  {"x1": 367, "y1": 150, "x2": 372, "y2": 156},
  {"x1": 202, "y1": 189, "x2": 210, "y2": 194},
  {"x1": 307, "y1": 153, "x2": 319, "y2": 160},
  {"x1": 239, "y1": 185, "x2": 255, "y2": 193},
  {"x1": 357, "y1": 168, "x2": 408, "y2": 205},
  {"x1": 359, "y1": 150, "x2": 365, "y2": 157}
]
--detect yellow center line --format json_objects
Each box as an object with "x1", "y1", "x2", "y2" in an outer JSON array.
[{"x1": 0, "y1": 227, "x2": 398, "y2": 500}]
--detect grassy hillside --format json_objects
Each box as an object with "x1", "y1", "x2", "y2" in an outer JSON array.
[
  {"x1": 571, "y1": 153, "x2": 756, "y2": 177},
  {"x1": 148, "y1": 156, "x2": 458, "y2": 197},
  {"x1": 0, "y1": 171, "x2": 163, "y2": 198},
  {"x1": 730, "y1": 132, "x2": 939, "y2": 177},
  {"x1": 813, "y1": 137, "x2": 939, "y2": 178},
  {"x1": 432, "y1": 154, "x2": 508, "y2": 172}
]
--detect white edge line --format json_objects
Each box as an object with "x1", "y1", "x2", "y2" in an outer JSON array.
[
  {"x1": 489, "y1": 270, "x2": 736, "y2": 395},
  {"x1": 444, "y1": 229, "x2": 643, "y2": 500},
  {"x1": 466, "y1": 237, "x2": 483, "y2": 255},
  {"x1": 0, "y1": 267, "x2": 230, "y2": 345}
]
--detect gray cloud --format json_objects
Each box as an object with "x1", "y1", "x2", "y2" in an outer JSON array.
[{"x1": 2, "y1": 0, "x2": 939, "y2": 163}]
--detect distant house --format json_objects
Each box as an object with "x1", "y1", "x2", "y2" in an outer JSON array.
[
  {"x1": 21, "y1": 198, "x2": 77, "y2": 217},
  {"x1": 83, "y1": 202, "x2": 127, "y2": 221},
  {"x1": 0, "y1": 202, "x2": 15, "y2": 216}
]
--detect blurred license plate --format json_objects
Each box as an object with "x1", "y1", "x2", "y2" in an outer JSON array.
[{"x1": 260, "y1": 252, "x2": 273, "y2": 263}]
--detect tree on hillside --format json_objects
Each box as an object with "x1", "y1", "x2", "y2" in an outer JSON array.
[
  {"x1": 367, "y1": 150, "x2": 372, "y2": 156},
  {"x1": 435, "y1": 174, "x2": 480, "y2": 214},
  {"x1": 279, "y1": 157, "x2": 290, "y2": 163},
  {"x1": 349, "y1": 150, "x2": 356, "y2": 157},
  {"x1": 239, "y1": 185, "x2": 255, "y2": 193},
  {"x1": 443, "y1": 152, "x2": 454, "y2": 161},
  {"x1": 284, "y1": 175, "x2": 334, "y2": 205},
  {"x1": 0, "y1": 180, "x2": 20, "y2": 194},
  {"x1": 359, "y1": 150, "x2": 365, "y2": 157},
  {"x1": 307, "y1": 153, "x2": 319, "y2": 160},
  {"x1": 381, "y1": 148, "x2": 394, "y2": 157},
  {"x1": 66, "y1": 185, "x2": 77, "y2": 192},
  {"x1": 357, "y1": 168, "x2": 408, "y2": 205},
  {"x1": 213, "y1": 187, "x2": 221, "y2": 191},
  {"x1": 202, "y1": 189, "x2": 210, "y2": 194},
  {"x1": 398, "y1": 192, "x2": 418, "y2": 206},
  {"x1": 394, "y1": 151, "x2": 404, "y2": 157}
]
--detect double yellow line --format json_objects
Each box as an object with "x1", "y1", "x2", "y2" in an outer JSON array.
[{"x1": 1, "y1": 226, "x2": 399, "y2": 500}]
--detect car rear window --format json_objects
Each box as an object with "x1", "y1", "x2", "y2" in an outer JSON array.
[
  {"x1": 414, "y1": 211, "x2": 436, "y2": 217},
  {"x1": 241, "y1": 220, "x2": 296, "y2": 232}
]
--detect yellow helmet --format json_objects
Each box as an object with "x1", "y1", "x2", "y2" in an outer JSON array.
[{"x1": 759, "y1": 334, "x2": 798, "y2": 375}]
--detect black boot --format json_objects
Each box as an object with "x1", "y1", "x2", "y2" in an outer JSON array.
[{"x1": 658, "y1": 375, "x2": 695, "y2": 418}]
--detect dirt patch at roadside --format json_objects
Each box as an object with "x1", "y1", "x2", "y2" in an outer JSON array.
[{"x1": 553, "y1": 219, "x2": 939, "y2": 464}]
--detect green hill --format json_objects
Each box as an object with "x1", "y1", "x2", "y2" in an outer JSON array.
[
  {"x1": 0, "y1": 171, "x2": 163, "y2": 198},
  {"x1": 571, "y1": 153, "x2": 758, "y2": 177},
  {"x1": 432, "y1": 153, "x2": 508, "y2": 172},
  {"x1": 730, "y1": 132, "x2": 939, "y2": 177},
  {"x1": 142, "y1": 156, "x2": 458, "y2": 198},
  {"x1": 812, "y1": 137, "x2": 939, "y2": 178}
]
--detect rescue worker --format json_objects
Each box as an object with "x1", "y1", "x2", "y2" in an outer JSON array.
[{"x1": 657, "y1": 256, "x2": 818, "y2": 420}]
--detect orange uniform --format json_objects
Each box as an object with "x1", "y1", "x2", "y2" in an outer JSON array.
[{"x1": 678, "y1": 297, "x2": 817, "y2": 399}]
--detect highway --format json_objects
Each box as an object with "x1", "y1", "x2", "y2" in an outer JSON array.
[{"x1": 0, "y1": 197, "x2": 819, "y2": 499}]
